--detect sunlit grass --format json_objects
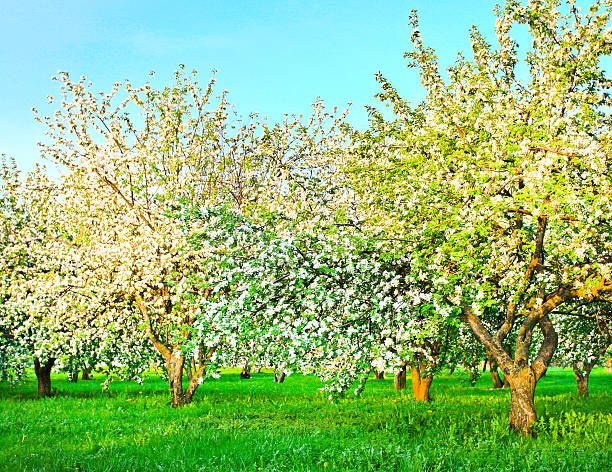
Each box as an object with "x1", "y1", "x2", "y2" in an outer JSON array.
[{"x1": 0, "y1": 368, "x2": 610, "y2": 471}]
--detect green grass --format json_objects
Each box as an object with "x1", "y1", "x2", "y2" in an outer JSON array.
[{"x1": 0, "y1": 368, "x2": 610, "y2": 471}]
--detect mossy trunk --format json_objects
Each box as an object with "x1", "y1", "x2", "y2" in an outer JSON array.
[
  {"x1": 34, "y1": 357, "x2": 55, "y2": 397},
  {"x1": 507, "y1": 367, "x2": 537, "y2": 436}
]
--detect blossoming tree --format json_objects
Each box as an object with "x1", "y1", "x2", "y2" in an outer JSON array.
[
  {"x1": 348, "y1": 0, "x2": 612, "y2": 434},
  {"x1": 553, "y1": 302, "x2": 612, "y2": 396},
  {"x1": 34, "y1": 67, "x2": 350, "y2": 406}
]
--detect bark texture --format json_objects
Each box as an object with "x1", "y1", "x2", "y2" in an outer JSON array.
[
  {"x1": 166, "y1": 353, "x2": 186, "y2": 407},
  {"x1": 410, "y1": 366, "x2": 433, "y2": 402},
  {"x1": 134, "y1": 294, "x2": 214, "y2": 408},
  {"x1": 394, "y1": 365, "x2": 407, "y2": 390},
  {"x1": 34, "y1": 357, "x2": 55, "y2": 397},
  {"x1": 490, "y1": 370, "x2": 504, "y2": 389},
  {"x1": 573, "y1": 363, "x2": 593, "y2": 397},
  {"x1": 489, "y1": 356, "x2": 504, "y2": 388},
  {"x1": 507, "y1": 367, "x2": 537, "y2": 436}
]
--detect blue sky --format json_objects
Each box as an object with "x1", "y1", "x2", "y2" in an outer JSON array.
[{"x1": 0, "y1": 1, "x2": 516, "y2": 170}]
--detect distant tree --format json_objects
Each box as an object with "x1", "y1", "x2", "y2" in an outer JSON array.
[{"x1": 553, "y1": 302, "x2": 612, "y2": 396}]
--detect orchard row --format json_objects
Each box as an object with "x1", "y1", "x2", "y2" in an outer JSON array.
[{"x1": 1, "y1": 0, "x2": 612, "y2": 436}]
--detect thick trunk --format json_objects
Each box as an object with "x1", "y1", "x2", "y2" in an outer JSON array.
[
  {"x1": 374, "y1": 370, "x2": 385, "y2": 380},
  {"x1": 394, "y1": 365, "x2": 407, "y2": 390},
  {"x1": 411, "y1": 366, "x2": 433, "y2": 402},
  {"x1": 507, "y1": 367, "x2": 537, "y2": 436},
  {"x1": 573, "y1": 364, "x2": 592, "y2": 397},
  {"x1": 34, "y1": 357, "x2": 55, "y2": 397}
]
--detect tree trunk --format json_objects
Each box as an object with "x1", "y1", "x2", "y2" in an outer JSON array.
[
  {"x1": 410, "y1": 366, "x2": 433, "y2": 402},
  {"x1": 240, "y1": 363, "x2": 252, "y2": 379},
  {"x1": 81, "y1": 367, "x2": 91, "y2": 380},
  {"x1": 167, "y1": 353, "x2": 187, "y2": 408},
  {"x1": 573, "y1": 364, "x2": 592, "y2": 397},
  {"x1": 274, "y1": 367, "x2": 287, "y2": 383},
  {"x1": 507, "y1": 367, "x2": 537, "y2": 436},
  {"x1": 274, "y1": 367, "x2": 286, "y2": 383},
  {"x1": 374, "y1": 369, "x2": 385, "y2": 380},
  {"x1": 489, "y1": 357, "x2": 504, "y2": 388},
  {"x1": 165, "y1": 348, "x2": 214, "y2": 407},
  {"x1": 185, "y1": 357, "x2": 194, "y2": 382},
  {"x1": 394, "y1": 365, "x2": 407, "y2": 390},
  {"x1": 69, "y1": 370, "x2": 78, "y2": 383},
  {"x1": 491, "y1": 370, "x2": 503, "y2": 388},
  {"x1": 34, "y1": 357, "x2": 55, "y2": 397},
  {"x1": 135, "y1": 294, "x2": 214, "y2": 408}
]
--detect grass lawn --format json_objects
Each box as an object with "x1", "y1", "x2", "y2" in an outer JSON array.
[{"x1": 0, "y1": 368, "x2": 610, "y2": 471}]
